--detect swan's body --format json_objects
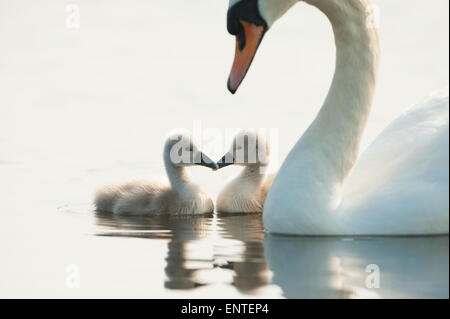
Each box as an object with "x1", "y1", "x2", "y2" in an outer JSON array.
[
  {"x1": 94, "y1": 132, "x2": 216, "y2": 216},
  {"x1": 226, "y1": 0, "x2": 449, "y2": 235},
  {"x1": 267, "y1": 88, "x2": 449, "y2": 235},
  {"x1": 216, "y1": 130, "x2": 275, "y2": 213}
]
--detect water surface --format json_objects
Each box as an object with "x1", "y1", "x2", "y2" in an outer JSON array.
[{"x1": 90, "y1": 210, "x2": 449, "y2": 298}]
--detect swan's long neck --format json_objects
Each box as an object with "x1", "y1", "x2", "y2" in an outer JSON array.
[
  {"x1": 306, "y1": 0, "x2": 378, "y2": 175},
  {"x1": 285, "y1": 0, "x2": 379, "y2": 208},
  {"x1": 163, "y1": 152, "x2": 192, "y2": 193}
]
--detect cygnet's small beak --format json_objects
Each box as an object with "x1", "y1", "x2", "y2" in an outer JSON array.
[
  {"x1": 195, "y1": 152, "x2": 219, "y2": 170},
  {"x1": 216, "y1": 152, "x2": 235, "y2": 169}
]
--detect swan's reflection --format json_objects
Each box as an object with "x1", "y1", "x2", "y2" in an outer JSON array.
[
  {"x1": 216, "y1": 213, "x2": 272, "y2": 294},
  {"x1": 264, "y1": 235, "x2": 449, "y2": 298},
  {"x1": 95, "y1": 212, "x2": 214, "y2": 290}
]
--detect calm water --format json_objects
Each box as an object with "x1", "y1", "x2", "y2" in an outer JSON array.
[
  {"x1": 69, "y1": 209, "x2": 449, "y2": 298},
  {"x1": 0, "y1": 0, "x2": 448, "y2": 298}
]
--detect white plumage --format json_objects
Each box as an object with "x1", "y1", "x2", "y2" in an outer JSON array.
[{"x1": 227, "y1": 0, "x2": 449, "y2": 235}]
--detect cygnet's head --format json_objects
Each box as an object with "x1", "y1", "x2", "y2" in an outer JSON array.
[
  {"x1": 217, "y1": 129, "x2": 270, "y2": 169},
  {"x1": 164, "y1": 131, "x2": 218, "y2": 170}
]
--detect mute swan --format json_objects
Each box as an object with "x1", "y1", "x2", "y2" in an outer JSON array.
[
  {"x1": 216, "y1": 130, "x2": 275, "y2": 213},
  {"x1": 225, "y1": 0, "x2": 449, "y2": 235},
  {"x1": 94, "y1": 131, "x2": 217, "y2": 215}
]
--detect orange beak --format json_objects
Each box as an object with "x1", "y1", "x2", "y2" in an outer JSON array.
[{"x1": 228, "y1": 21, "x2": 266, "y2": 94}]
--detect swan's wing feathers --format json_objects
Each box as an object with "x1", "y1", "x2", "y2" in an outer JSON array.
[
  {"x1": 376, "y1": 87, "x2": 448, "y2": 139},
  {"x1": 340, "y1": 88, "x2": 449, "y2": 234},
  {"x1": 346, "y1": 88, "x2": 449, "y2": 194}
]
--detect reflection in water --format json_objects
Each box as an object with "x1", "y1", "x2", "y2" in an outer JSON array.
[
  {"x1": 95, "y1": 212, "x2": 214, "y2": 290},
  {"x1": 94, "y1": 212, "x2": 271, "y2": 294},
  {"x1": 94, "y1": 212, "x2": 448, "y2": 298},
  {"x1": 216, "y1": 213, "x2": 271, "y2": 294},
  {"x1": 264, "y1": 235, "x2": 449, "y2": 298}
]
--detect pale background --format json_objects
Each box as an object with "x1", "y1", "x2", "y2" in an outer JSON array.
[{"x1": 0, "y1": 0, "x2": 448, "y2": 297}]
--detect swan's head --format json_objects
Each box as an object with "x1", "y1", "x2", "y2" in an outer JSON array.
[
  {"x1": 217, "y1": 129, "x2": 270, "y2": 169},
  {"x1": 164, "y1": 131, "x2": 218, "y2": 170},
  {"x1": 227, "y1": 0, "x2": 298, "y2": 93}
]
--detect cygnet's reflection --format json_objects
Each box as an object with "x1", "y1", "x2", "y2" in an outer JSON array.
[
  {"x1": 216, "y1": 213, "x2": 271, "y2": 294},
  {"x1": 95, "y1": 212, "x2": 214, "y2": 290},
  {"x1": 94, "y1": 212, "x2": 272, "y2": 293},
  {"x1": 264, "y1": 235, "x2": 449, "y2": 298}
]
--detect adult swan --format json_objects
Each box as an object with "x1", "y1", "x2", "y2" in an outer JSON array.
[{"x1": 225, "y1": 0, "x2": 449, "y2": 235}]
